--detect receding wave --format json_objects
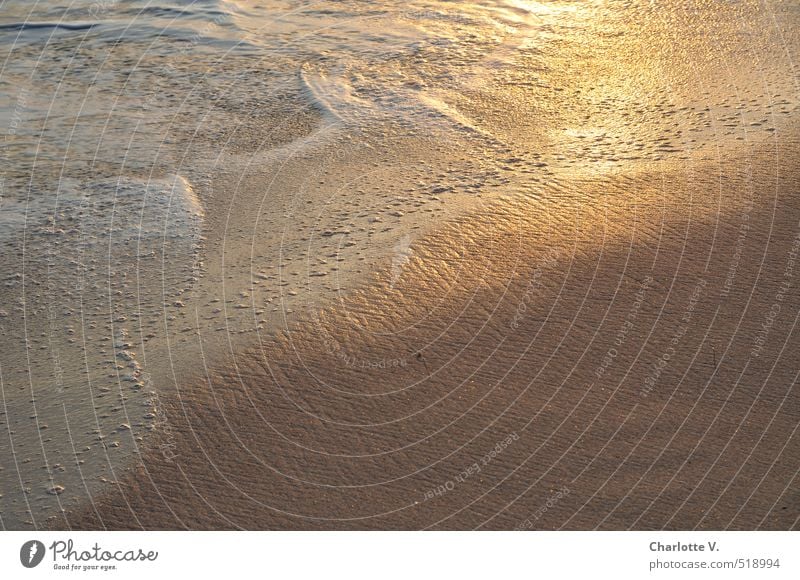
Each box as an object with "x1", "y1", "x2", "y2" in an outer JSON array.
[{"x1": 0, "y1": 21, "x2": 95, "y2": 32}]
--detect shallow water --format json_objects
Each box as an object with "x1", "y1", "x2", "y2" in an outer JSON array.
[{"x1": 1, "y1": 0, "x2": 797, "y2": 528}]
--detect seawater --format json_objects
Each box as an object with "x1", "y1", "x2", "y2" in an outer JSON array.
[{"x1": 1, "y1": 0, "x2": 797, "y2": 529}]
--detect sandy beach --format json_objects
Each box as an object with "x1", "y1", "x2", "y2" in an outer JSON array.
[
  {"x1": 51, "y1": 135, "x2": 800, "y2": 530},
  {"x1": 1, "y1": 0, "x2": 798, "y2": 530}
]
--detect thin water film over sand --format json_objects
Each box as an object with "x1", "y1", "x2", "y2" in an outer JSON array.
[{"x1": 0, "y1": 0, "x2": 798, "y2": 530}]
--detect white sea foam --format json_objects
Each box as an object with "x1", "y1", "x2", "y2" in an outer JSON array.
[{"x1": 0, "y1": 175, "x2": 203, "y2": 243}]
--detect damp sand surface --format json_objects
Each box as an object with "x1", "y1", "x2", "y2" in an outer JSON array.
[
  {"x1": 59, "y1": 139, "x2": 800, "y2": 530},
  {"x1": 0, "y1": 0, "x2": 798, "y2": 529}
]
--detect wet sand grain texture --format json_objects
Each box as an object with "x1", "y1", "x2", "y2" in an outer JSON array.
[
  {"x1": 3, "y1": 0, "x2": 798, "y2": 531},
  {"x1": 56, "y1": 142, "x2": 800, "y2": 530}
]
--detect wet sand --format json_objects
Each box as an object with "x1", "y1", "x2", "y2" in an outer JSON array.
[
  {"x1": 2, "y1": 0, "x2": 797, "y2": 530},
  {"x1": 53, "y1": 138, "x2": 800, "y2": 530}
]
